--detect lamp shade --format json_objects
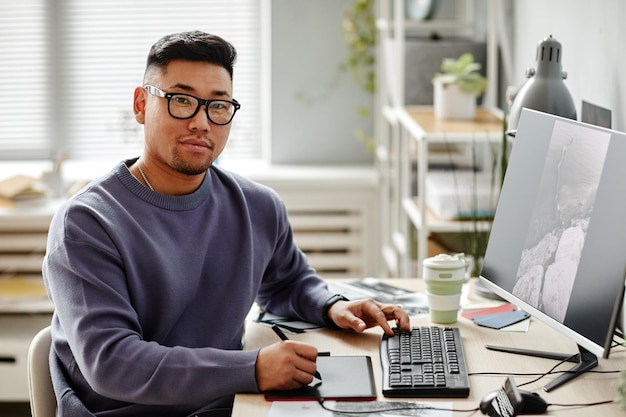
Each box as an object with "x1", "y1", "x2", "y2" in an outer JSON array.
[{"x1": 507, "y1": 35, "x2": 576, "y2": 136}]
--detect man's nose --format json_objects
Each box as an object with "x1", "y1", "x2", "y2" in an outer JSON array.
[{"x1": 188, "y1": 105, "x2": 212, "y2": 131}]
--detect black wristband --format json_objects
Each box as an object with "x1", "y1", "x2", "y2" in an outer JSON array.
[{"x1": 322, "y1": 294, "x2": 349, "y2": 328}]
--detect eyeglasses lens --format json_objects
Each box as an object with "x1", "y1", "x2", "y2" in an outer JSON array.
[{"x1": 168, "y1": 94, "x2": 235, "y2": 125}]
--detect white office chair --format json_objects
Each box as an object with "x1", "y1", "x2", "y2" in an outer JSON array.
[{"x1": 27, "y1": 325, "x2": 57, "y2": 417}]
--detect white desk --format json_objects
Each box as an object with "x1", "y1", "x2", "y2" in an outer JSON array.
[{"x1": 233, "y1": 279, "x2": 626, "y2": 417}]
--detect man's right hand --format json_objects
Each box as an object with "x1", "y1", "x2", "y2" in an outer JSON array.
[{"x1": 255, "y1": 340, "x2": 318, "y2": 391}]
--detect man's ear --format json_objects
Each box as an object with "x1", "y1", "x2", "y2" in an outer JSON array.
[{"x1": 133, "y1": 86, "x2": 146, "y2": 124}]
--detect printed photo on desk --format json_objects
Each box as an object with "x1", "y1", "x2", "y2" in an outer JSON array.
[
  {"x1": 266, "y1": 400, "x2": 453, "y2": 417},
  {"x1": 328, "y1": 278, "x2": 429, "y2": 317}
]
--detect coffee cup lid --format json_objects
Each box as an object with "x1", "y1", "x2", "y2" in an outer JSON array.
[{"x1": 423, "y1": 253, "x2": 466, "y2": 269}]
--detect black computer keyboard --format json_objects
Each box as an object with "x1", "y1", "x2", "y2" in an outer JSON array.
[{"x1": 380, "y1": 326, "x2": 470, "y2": 398}]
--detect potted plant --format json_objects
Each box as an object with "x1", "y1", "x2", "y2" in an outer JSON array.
[{"x1": 432, "y1": 53, "x2": 488, "y2": 120}]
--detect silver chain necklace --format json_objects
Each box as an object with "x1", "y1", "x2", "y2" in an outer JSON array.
[{"x1": 137, "y1": 164, "x2": 155, "y2": 191}]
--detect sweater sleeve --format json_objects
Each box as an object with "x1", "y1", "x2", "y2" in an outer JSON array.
[{"x1": 253, "y1": 193, "x2": 335, "y2": 324}]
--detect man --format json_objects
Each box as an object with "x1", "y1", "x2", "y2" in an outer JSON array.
[{"x1": 43, "y1": 31, "x2": 410, "y2": 417}]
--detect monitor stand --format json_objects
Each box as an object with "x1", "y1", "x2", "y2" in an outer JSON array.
[
  {"x1": 485, "y1": 344, "x2": 598, "y2": 392},
  {"x1": 473, "y1": 279, "x2": 504, "y2": 301}
]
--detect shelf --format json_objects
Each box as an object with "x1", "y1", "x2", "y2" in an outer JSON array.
[
  {"x1": 399, "y1": 106, "x2": 504, "y2": 143},
  {"x1": 402, "y1": 197, "x2": 493, "y2": 233}
]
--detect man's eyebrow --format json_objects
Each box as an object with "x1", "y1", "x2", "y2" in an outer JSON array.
[
  {"x1": 210, "y1": 90, "x2": 231, "y2": 98},
  {"x1": 170, "y1": 83, "x2": 194, "y2": 91},
  {"x1": 170, "y1": 83, "x2": 231, "y2": 98}
]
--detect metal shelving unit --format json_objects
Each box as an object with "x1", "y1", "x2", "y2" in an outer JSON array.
[{"x1": 375, "y1": 0, "x2": 501, "y2": 277}]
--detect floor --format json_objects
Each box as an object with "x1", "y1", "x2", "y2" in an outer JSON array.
[{"x1": 0, "y1": 402, "x2": 30, "y2": 417}]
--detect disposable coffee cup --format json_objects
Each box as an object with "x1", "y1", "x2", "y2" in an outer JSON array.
[{"x1": 423, "y1": 253, "x2": 466, "y2": 324}]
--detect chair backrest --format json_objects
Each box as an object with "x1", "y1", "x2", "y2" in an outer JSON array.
[{"x1": 27, "y1": 325, "x2": 57, "y2": 417}]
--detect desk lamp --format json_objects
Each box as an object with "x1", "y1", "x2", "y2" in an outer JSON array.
[{"x1": 507, "y1": 35, "x2": 577, "y2": 137}]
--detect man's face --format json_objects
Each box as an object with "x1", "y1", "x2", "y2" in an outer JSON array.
[{"x1": 134, "y1": 60, "x2": 234, "y2": 175}]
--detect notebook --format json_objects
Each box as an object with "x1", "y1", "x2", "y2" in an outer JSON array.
[{"x1": 264, "y1": 356, "x2": 377, "y2": 401}]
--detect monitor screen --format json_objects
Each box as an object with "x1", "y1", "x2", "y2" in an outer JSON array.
[
  {"x1": 581, "y1": 100, "x2": 612, "y2": 129},
  {"x1": 479, "y1": 109, "x2": 626, "y2": 388}
]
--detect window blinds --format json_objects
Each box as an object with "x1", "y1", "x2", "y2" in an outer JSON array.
[
  {"x1": 0, "y1": 0, "x2": 261, "y2": 161},
  {"x1": 0, "y1": 1, "x2": 49, "y2": 159}
]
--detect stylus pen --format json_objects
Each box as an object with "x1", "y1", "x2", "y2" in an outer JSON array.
[{"x1": 271, "y1": 324, "x2": 322, "y2": 380}]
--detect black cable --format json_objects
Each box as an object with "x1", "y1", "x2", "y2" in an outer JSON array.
[
  {"x1": 500, "y1": 352, "x2": 574, "y2": 389},
  {"x1": 469, "y1": 369, "x2": 622, "y2": 381},
  {"x1": 470, "y1": 371, "x2": 553, "y2": 377},
  {"x1": 548, "y1": 399, "x2": 615, "y2": 408},
  {"x1": 611, "y1": 337, "x2": 625, "y2": 350}
]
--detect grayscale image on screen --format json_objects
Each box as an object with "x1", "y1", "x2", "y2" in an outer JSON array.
[{"x1": 512, "y1": 121, "x2": 610, "y2": 323}]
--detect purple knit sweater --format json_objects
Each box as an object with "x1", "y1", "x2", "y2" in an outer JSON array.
[{"x1": 42, "y1": 159, "x2": 334, "y2": 416}]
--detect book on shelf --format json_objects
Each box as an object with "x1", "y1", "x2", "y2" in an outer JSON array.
[{"x1": 0, "y1": 175, "x2": 47, "y2": 207}]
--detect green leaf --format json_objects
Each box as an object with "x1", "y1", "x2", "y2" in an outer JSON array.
[{"x1": 433, "y1": 53, "x2": 487, "y2": 96}]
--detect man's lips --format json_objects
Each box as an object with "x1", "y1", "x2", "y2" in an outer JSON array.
[{"x1": 181, "y1": 138, "x2": 212, "y2": 149}]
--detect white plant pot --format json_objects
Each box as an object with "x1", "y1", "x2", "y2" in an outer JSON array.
[{"x1": 433, "y1": 81, "x2": 477, "y2": 120}]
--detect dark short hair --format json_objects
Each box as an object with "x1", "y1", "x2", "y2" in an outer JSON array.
[{"x1": 144, "y1": 31, "x2": 237, "y2": 81}]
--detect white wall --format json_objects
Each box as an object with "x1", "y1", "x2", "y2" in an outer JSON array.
[
  {"x1": 511, "y1": 0, "x2": 626, "y2": 132},
  {"x1": 271, "y1": 0, "x2": 373, "y2": 165}
]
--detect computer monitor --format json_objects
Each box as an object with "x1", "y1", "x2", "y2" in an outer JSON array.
[{"x1": 479, "y1": 108, "x2": 626, "y2": 391}]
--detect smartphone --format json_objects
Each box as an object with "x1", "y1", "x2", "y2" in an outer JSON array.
[{"x1": 486, "y1": 376, "x2": 523, "y2": 417}]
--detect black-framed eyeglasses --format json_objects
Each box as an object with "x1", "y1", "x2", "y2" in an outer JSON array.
[{"x1": 144, "y1": 85, "x2": 240, "y2": 125}]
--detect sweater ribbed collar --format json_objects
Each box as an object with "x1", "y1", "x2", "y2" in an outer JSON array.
[{"x1": 116, "y1": 158, "x2": 211, "y2": 211}]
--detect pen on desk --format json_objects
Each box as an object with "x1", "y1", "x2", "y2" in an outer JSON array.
[
  {"x1": 271, "y1": 324, "x2": 290, "y2": 341},
  {"x1": 271, "y1": 325, "x2": 322, "y2": 380}
]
